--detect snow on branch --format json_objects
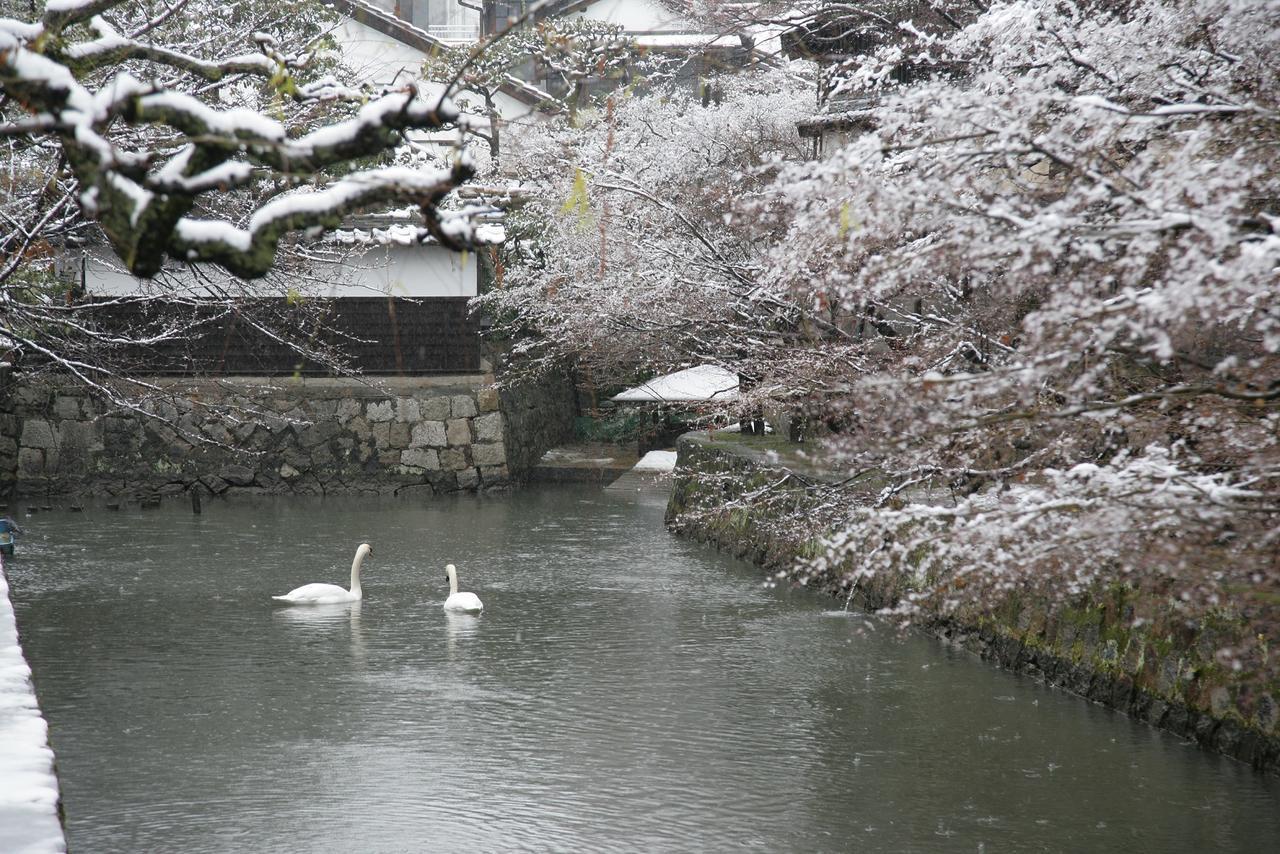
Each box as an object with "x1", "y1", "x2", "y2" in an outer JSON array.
[
  {"x1": 61, "y1": 15, "x2": 276, "y2": 79},
  {"x1": 1, "y1": 0, "x2": 480, "y2": 278},
  {"x1": 171, "y1": 161, "x2": 478, "y2": 278},
  {"x1": 39, "y1": 0, "x2": 122, "y2": 34}
]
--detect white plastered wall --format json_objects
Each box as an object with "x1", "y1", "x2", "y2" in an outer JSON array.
[
  {"x1": 334, "y1": 18, "x2": 431, "y2": 89},
  {"x1": 85, "y1": 244, "x2": 478, "y2": 299},
  {"x1": 576, "y1": 0, "x2": 690, "y2": 31}
]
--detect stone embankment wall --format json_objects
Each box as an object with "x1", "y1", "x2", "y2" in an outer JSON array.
[
  {"x1": 0, "y1": 371, "x2": 574, "y2": 499},
  {"x1": 667, "y1": 432, "x2": 1280, "y2": 776},
  {"x1": 498, "y1": 371, "x2": 578, "y2": 477}
]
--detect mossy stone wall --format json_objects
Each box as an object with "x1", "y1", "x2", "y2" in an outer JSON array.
[{"x1": 667, "y1": 432, "x2": 1280, "y2": 775}]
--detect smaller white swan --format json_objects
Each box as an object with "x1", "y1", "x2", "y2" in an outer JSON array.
[
  {"x1": 443, "y1": 563, "x2": 483, "y2": 613},
  {"x1": 273, "y1": 543, "x2": 372, "y2": 605}
]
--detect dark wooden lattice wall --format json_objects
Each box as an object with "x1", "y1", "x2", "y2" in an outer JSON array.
[{"x1": 88, "y1": 297, "x2": 481, "y2": 376}]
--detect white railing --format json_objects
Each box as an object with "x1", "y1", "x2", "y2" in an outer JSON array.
[{"x1": 426, "y1": 24, "x2": 480, "y2": 43}]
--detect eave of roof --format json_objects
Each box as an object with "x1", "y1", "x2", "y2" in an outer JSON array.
[
  {"x1": 331, "y1": 0, "x2": 563, "y2": 111},
  {"x1": 796, "y1": 107, "x2": 876, "y2": 137}
]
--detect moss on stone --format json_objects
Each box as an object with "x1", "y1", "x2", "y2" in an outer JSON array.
[{"x1": 667, "y1": 431, "x2": 1280, "y2": 775}]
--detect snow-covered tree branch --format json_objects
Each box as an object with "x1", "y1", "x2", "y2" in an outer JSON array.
[{"x1": 1, "y1": 0, "x2": 481, "y2": 279}]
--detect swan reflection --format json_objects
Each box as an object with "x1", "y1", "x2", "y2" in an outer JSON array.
[
  {"x1": 273, "y1": 599, "x2": 363, "y2": 629},
  {"x1": 444, "y1": 610, "x2": 481, "y2": 654},
  {"x1": 274, "y1": 600, "x2": 366, "y2": 663}
]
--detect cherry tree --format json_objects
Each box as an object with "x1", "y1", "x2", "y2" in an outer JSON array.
[
  {"x1": 478, "y1": 64, "x2": 820, "y2": 393},
  {"x1": 488, "y1": 0, "x2": 1280, "y2": 672},
  {"x1": 749, "y1": 0, "x2": 1277, "y2": 629}
]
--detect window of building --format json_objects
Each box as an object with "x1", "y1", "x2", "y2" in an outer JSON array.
[{"x1": 407, "y1": 0, "x2": 480, "y2": 42}]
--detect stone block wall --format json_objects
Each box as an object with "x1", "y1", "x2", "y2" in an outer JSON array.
[
  {"x1": 0, "y1": 372, "x2": 570, "y2": 499},
  {"x1": 498, "y1": 369, "x2": 577, "y2": 476}
]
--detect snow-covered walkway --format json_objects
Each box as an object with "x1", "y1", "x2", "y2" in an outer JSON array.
[{"x1": 0, "y1": 558, "x2": 65, "y2": 854}]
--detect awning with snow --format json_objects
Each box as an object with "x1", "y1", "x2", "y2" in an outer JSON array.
[{"x1": 612, "y1": 365, "x2": 739, "y2": 403}]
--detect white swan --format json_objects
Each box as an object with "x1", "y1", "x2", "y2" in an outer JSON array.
[
  {"x1": 443, "y1": 563, "x2": 483, "y2": 613},
  {"x1": 273, "y1": 543, "x2": 372, "y2": 605}
]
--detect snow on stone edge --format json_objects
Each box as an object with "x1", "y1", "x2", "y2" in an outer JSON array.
[
  {"x1": 0, "y1": 560, "x2": 66, "y2": 854},
  {"x1": 633, "y1": 450, "x2": 677, "y2": 473}
]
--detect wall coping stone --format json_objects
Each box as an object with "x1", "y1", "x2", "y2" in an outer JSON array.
[{"x1": 107, "y1": 375, "x2": 491, "y2": 402}]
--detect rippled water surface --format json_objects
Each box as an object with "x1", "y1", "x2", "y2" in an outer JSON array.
[{"x1": 8, "y1": 485, "x2": 1279, "y2": 852}]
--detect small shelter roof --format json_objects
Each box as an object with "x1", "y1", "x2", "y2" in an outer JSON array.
[{"x1": 612, "y1": 365, "x2": 738, "y2": 403}]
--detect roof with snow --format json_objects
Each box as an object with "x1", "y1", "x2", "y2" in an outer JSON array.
[
  {"x1": 612, "y1": 365, "x2": 739, "y2": 403},
  {"x1": 330, "y1": 222, "x2": 505, "y2": 247}
]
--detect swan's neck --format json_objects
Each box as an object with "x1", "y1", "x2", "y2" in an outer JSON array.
[
  {"x1": 350, "y1": 550, "x2": 367, "y2": 595},
  {"x1": 447, "y1": 567, "x2": 459, "y2": 596}
]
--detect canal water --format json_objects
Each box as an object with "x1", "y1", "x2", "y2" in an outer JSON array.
[{"x1": 7, "y1": 485, "x2": 1279, "y2": 852}]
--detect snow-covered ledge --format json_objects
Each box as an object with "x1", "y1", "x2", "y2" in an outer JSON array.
[{"x1": 0, "y1": 558, "x2": 65, "y2": 854}]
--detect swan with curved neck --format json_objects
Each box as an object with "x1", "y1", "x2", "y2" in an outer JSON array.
[
  {"x1": 443, "y1": 564, "x2": 483, "y2": 613},
  {"x1": 273, "y1": 543, "x2": 372, "y2": 605}
]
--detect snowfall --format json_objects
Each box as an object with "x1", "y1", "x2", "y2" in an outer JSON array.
[{"x1": 0, "y1": 560, "x2": 65, "y2": 854}]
